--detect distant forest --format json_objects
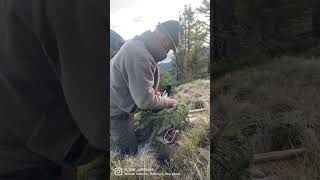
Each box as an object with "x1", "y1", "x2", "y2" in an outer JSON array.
[{"x1": 212, "y1": 0, "x2": 320, "y2": 76}]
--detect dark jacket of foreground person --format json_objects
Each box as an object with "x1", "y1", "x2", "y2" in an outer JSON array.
[{"x1": 0, "y1": 0, "x2": 108, "y2": 175}]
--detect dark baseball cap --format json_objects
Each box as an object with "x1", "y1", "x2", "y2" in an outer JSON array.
[{"x1": 157, "y1": 20, "x2": 180, "y2": 52}]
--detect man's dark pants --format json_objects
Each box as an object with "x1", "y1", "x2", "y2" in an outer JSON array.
[{"x1": 110, "y1": 113, "x2": 138, "y2": 155}]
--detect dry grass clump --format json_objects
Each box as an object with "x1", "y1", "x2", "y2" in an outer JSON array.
[
  {"x1": 173, "y1": 79, "x2": 210, "y2": 110},
  {"x1": 166, "y1": 118, "x2": 210, "y2": 180},
  {"x1": 211, "y1": 114, "x2": 253, "y2": 180},
  {"x1": 109, "y1": 117, "x2": 210, "y2": 180},
  {"x1": 110, "y1": 145, "x2": 160, "y2": 180}
]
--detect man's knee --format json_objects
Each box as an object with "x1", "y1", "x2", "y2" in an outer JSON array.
[
  {"x1": 110, "y1": 136, "x2": 138, "y2": 155},
  {"x1": 110, "y1": 113, "x2": 138, "y2": 155}
]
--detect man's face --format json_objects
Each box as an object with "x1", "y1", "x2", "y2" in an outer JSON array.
[
  {"x1": 163, "y1": 32, "x2": 178, "y2": 53},
  {"x1": 156, "y1": 28, "x2": 177, "y2": 53},
  {"x1": 160, "y1": 34, "x2": 174, "y2": 54},
  {"x1": 164, "y1": 38, "x2": 173, "y2": 53}
]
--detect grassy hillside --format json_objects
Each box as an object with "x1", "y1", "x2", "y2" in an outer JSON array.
[
  {"x1": 109, "y1": 80, "x2": 210, "y2": 180},
  {"x1": 212, "y1": 56, "x2": 320, "y2": 179}
]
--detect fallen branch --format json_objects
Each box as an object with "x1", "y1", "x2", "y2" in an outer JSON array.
[
  {"x1": 253, "y1": 148, "x2": 306, "y2": 164},
  {"x1": 189, "y1": 108, "x2": 206, "y2": 114}
]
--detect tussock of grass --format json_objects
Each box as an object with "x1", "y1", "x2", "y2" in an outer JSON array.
[
  {"x1": 110, "y1": 118, "x2": 210, "y2": 180},
  {"x1": 211, "y1": 117, "x2": 253, "y2": 180},
  {"x1": 161, "y1": 118, "x2": 210, "y2": 180},
  {"x1": 110, "y1": 145, "x2": 159, "y2": 180},
  {"x1": 172, "y1": 118, "x2": 209, "y2": 160},
  {"x1": 173, "y1": 80, "x2": 210, "y2": 108}
]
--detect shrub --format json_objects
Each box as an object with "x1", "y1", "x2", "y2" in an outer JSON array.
[
  {"x1": 159, "y1": 71, "x2": 175, "y2": 92},
  {"x1": 135, "y1": 104, "x2": 189, "y2": 144}
]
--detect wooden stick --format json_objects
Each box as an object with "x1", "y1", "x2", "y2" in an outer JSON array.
[
  {"x1": 253, "y1": 148, "x2": 306, "y2": 164},
  {"x1": 189, "y1": 108, "x2": 206, "y2": 114}
]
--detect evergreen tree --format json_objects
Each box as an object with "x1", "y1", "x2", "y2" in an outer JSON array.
[
  {"x1": 197, "y1": 0, "x2": 210, "y2": 44},
  {"x1": 172, "y1": 4, "x2": 209, "y2": 82}
]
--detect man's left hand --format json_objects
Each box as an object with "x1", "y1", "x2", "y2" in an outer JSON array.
[{"x1": 155, "y1": 91, "x2": 161, "y2": 96}]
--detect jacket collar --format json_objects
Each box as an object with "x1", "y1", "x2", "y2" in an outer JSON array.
[{"x1": 134, "y1": 31, "x2": 167, "y2": 63}]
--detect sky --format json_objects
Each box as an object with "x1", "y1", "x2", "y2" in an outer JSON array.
[{"x1": 110, "y1": 0, "x2": 205, "y2": 40}]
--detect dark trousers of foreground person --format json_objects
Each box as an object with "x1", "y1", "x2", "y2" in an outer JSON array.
[
  {"x1": 0, "y1": 167, "x2": 79, "y2": 180},
  {"x1": 0, "y1": 136, "x2": 101, "y2": 180},
  {"x1": 0, "y1": 166, "x2": 62, "y2": 180},
  {"x1": 110, "y1": 113, "x2": 138, "y2": 155},
  {"x1": 0, "y1": 0, "x2": 107, "y2": 179}
]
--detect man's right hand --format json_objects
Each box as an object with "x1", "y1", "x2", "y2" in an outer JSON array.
[{"x1": 167, "y1": 99, "x2": 178, "y2": 108}]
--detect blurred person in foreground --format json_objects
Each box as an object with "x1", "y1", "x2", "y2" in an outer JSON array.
[{"x1": 0, "y1": 0, "x2": 107, "y2": 179}]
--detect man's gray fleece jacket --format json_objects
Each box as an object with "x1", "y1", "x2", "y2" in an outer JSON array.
[{"x1": 110, "y1": 31, "x2": 171, "y2": 116}]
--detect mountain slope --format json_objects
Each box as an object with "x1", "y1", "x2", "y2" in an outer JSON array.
[
  {"x1": 212, "y1": 56, "x2": 320, "y2": 179},
  {"x1": 159, "y1": 62, "x2": 171, "y2": 71}
]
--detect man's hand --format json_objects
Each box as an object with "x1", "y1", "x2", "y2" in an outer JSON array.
[
  {"x1": 167, "y1": 99, "x2": 178, "y2": 108},
  {"x1": 155, "y1": 91, "x2": 161, "y2": 96}
]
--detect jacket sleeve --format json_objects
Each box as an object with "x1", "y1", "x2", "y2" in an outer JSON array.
[
  {"x1": 49, "y1": 0, "x2": 108, "y2": 151},
  {"x1": 127, "y1": 55, "x2": 171, "y2": 110}
]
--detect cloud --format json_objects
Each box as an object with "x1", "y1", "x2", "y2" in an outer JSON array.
[
  {"x1": 133, "y1": 16, "x2": 144, "y2": 23},
  {"x1": 111, "y1": 0, "x2": 205, "y2": 39},
  {"x1": 110, "y1": 0, "x2": 137, "y2": 13},
  {"x1": 110, "y1": 24, "x2": 120, "y2": 30}
]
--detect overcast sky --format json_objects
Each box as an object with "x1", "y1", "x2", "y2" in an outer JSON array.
[{"x1": 110, "y1": 0, "x2": 205, "y2": 40}]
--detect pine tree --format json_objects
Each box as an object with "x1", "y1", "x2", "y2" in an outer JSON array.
[
  {"x1": 197, "y1": 0, "x2": 210, "y2": 44},
  {"x1": 171, "y1": 4, "x2": 209, "y2": 82}
]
